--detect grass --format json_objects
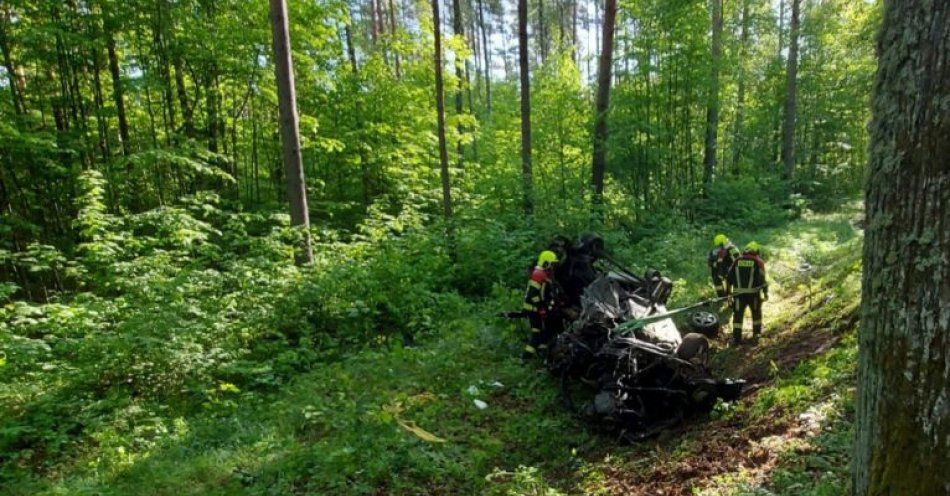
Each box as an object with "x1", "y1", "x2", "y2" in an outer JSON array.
[{"x1": 4, "y1": 203, "x2": 864, "y2": 495}]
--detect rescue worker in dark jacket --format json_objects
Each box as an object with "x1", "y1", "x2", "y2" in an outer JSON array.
[
  {"x1": 726, "y1": 241, "x2": 768, "y2": 345},
  {"x1": 522, "y1": 250, "x2": 559, "y2": 359},
  {"x1": 708, "y1": 234, "x2": 740, "y2": 297}
]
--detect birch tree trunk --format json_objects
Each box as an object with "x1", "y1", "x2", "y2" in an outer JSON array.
[
  {"x1": 269, "y1": 0, "x2": 314, "y2": 265},
  {"x1": 854, "y1": 0, "x2": 950, "y2": 493}
]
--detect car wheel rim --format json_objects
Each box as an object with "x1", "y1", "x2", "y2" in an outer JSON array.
[{"x1": 692, "y1": 312, "x2": 717, "y2": 327}]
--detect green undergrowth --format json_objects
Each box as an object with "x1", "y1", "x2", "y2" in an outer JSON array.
[{"x1": 1, "y1": 185, "x2": 863, "y2": 494}]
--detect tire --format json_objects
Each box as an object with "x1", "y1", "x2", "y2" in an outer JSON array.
[
  {"x1": 676, "y1": 333, "x2": 710, "y2": 363},
  {"x1": 688, "y1": 310, "x2": 720, "y2": 337}
]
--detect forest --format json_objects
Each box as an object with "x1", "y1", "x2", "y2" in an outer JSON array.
[{"x1": 1, "y1": 0, "x2": 947, "y2": 494}]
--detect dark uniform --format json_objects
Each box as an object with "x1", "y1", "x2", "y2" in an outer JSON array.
[
  {"x1": 708, "y1": 242, "x2": 739, "y2": 297},
  {"x1": 522, "y1": 266, "x2": 555, "y2": 357},
  {"x1": 726, "y1": 251, "x2": 768, "y2": 343}
]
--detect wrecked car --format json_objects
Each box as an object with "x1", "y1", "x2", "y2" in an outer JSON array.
[{"x1": 538, "y1": 235, "x2": 744, "y2": 441}]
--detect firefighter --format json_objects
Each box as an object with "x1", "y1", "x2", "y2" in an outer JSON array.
[
  {"x1": 708, "y1": 234, "x2": 740, "y2": 297},
  {"x1": 522, "y1": 250, "x2": 559, "y2": 359},
  {"x1": 726, "y1": 241, "x2": 768, "y2": 345}
]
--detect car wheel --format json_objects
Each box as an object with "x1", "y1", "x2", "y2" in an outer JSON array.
[
  {"x1": 676, "y1": 333, "x2": 710, "y2": 364},
  {"x1": 688, "y1": 310, "x2": 720, "y2": 336}
]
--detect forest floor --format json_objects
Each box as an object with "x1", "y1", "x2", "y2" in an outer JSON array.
[{"x1": 7, "y1": 204, "x2": 863, "y2": 495}]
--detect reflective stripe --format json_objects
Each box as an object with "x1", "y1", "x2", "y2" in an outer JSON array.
[
  {"x1": 538, "y1": 344, "x2": 548, "y2": 350},
  {"x1": 524, "y1": 345, "x2": 536, "y2": 353},
  {"x1": 733, "y1": 287, "x2": 757, "y2": 294},
  {"x1": 531, "y1": 296, "x2": 541, "y2": 303},
  {"x1": 528, "y1": 280, "x2": 542, "y2": 289},
  {"x1": 523, "y1": 303, "x2": 536, "y2": 311},
  {"x1": 752, "y1": 321, "x2": 762, "y2": 325},
  {"x1": 531, "y1": 327, "x2": 541, "y2": 334},
  {"x1": 733, "y1": 325, "x2": 742, "y2": 330}
]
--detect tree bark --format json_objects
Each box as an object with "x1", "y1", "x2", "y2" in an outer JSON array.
[
  {"x1": 269, "y1": 0, "x2": 314, "y2": 265},
  {"x1": 387, "y1": 0, "x2": 401, "y2": 78},
  {"x1": 476, "y1": 0, "x2": 491, "y2": 114},
  {"x1": 344, "y1": 21, "x2": 358, "y2": 73},
  {"x1": 730, "y1": 0, "x2": 750, "y2": 174},
  {"x1": 518, "y1": 0, "x2": 533, "y2": 214},
  {"x1": 174, "y1": 55, "x2": 194, "y2": 138},
  {"x1": 538, "y1": 0, "x2": 547, "y2": 62},
  {"x1": 431, "y1": 0, "x2": 454, "y2": 225},
  {"x1": 452, "y1": 0, "x2": 465, "y2": 167},
  {"x1": 0, "y1": 13, "x2": 23, "y2": 114},
  {"x1": 854, "y1": 0, "x2": 950, "y2": 493},
  {"x1": 701, "y1": 0, "x2": 722, "y2": 197},
  {"x1": 591, "y1": 0, "x2": 617, "y2": 203},
  {"x1": 106, "y1": 31, "x2": 131, "y2": 156},
  {"x1": 781, "y1": 0, "x2": 800, "y2": 182}
]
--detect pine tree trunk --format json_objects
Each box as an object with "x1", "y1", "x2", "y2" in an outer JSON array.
[
  {"x1": 518, "y1": 0, "x2": 533, "y2": 214},
  {"x1": 781, "y1": 0, "x2": 800, "y2": 182},
  {"x1": 701, "y1": 0, "x2": 722, "y2": 197},
  {"x1": 269, "y1": 0, "x2": 314, "y2": 265},
  {"x1": 591, "y1": 0, "x2": 617, "y2": 203},
  {"x1": 431, "y1": 0, "x2": 454, "y2": 225},
  {"x1": 854, "y1": 0, "x2": 950, "y2": 493}
]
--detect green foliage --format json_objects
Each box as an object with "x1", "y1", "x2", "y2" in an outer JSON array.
[{"x1": 0, "y1": 0, "x2": 878, "y2": 491}]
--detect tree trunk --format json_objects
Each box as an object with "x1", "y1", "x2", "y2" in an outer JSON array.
[
  {"x1": 571, "y1": 0, "x2": 578, "y2": 63},
  {"x1": 476, "y1": 0, "x2": 491, "y2": 114},
  {"x1": 174, "y1": 55, "x2": 194, "y2": 137},
  {"x1": 701, "y1": 0, "x2": 722, "y2": 197},
  {"x1": 538, "y1": 0, "x2": 547, "y2": 62},
  {"x1": 106, "y1": 31, "x2": 131, "y2": 156},
  {"x1": 591, "y1": 0, "x2": 617, "y2": 203},
  {"x1": 387, "y1": 0, "x2": 401, "y2": 78},
  {"x1": 730, "y1": 0, "x2": 749, "y2": 174},
  {"x1": 452, "y1": 0, "x2": 465, "y2": 167},
  {"x1": 91, "y1": 46, "x2": 111, "y2": 160},
  {"x1": 269, "y1": 0, "x2": 314, "y2": 265},
  {"x1": 431, "y1": 0, "x2": 454, "y2": 227},
  {"x1": 370, "y1": 0, "x2": 379, "y2": 46},
  {"x1": 781, "y1": 0, "x2": 800, "y2": 182},
  {"x1": 0, "y1": 14, "x2": 23, "y2": 114},
  {"x1": 854, "y1": 0, "x2": 950, "y2": 493},
  {"x1": 344, "y1": 22, "x2": 358, "y2": 73},
  {"x1": 518, "y1": 0, "x2": 533, "y2": 214}
]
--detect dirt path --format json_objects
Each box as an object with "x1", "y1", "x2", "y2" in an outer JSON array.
[{"x1": 590, "y1": 301, "x2": 858, "y2": 495}]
